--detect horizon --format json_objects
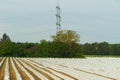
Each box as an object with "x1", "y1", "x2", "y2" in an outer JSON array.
[
  {"x1": 0, "y1": 0, "x2": 120, "y2": 44},
  {"x1": 0, "y1": 33, "x2": 120, "y2": 44}
]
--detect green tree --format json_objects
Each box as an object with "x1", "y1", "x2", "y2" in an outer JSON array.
[
  {"x1": 1, "y1": 33, "x2": 10, "y2": 42},
  {"x1": 34, "y1": 40, "x2": 52, "y2": 57},
  {"x1": 97, "y1": 42, "x2": 110, "y2": 55},
  {"x1": 0, "y1": 40, "x2": 13, "y2": 56},
  {"x1": 52, "y1": 30, "x2": 80, "y2": 44},
  {"x1": 82, "y1": 43, "x2": 91, "y2": 55},
  {"x1": 111, "y1": 44, "x2": 120, "y2": 55},
  {"x1": 51, "y1": 30, "x2": 84, "y2": 58}
]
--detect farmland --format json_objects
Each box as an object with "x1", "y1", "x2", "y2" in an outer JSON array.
[{"x1": 0, "y1": 57, "x2": 120, "y2": 80}]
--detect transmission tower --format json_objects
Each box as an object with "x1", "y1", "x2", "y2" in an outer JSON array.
[{"x1": 56, "y1": 0, "x2": 61, "y2": 33}]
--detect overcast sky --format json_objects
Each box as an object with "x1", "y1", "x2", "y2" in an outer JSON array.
[{"x1": 0, "y1": 0, "x2": 120, "y2": 43}]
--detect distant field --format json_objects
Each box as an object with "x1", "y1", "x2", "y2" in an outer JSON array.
[{"x1": 0, "y1": 57, "x2": 120, "y2": 80}]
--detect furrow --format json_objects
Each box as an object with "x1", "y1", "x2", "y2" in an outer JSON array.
[
  {"x1": 13, "y1": 58, "x2": 31, "y2": 80},
  {"x1": 0, "y1": 58, "x2": 6, "y2": 80},
  {"x1": 10, "y1": 58, "x2": 22, "y2": 80},
  {"x1": 9, "y1": 58, "x2": 17, "y2": 80},
  {"x1": 27, "y1": 59, "x2": 64, "y2": 80},
  {"x1": 23, "y1": 58, "x2": 62, "y2": 80},
  {"x1": 47, "y1": 67, "x2": 77, "y2": 80},
  {"x1": 15, "y1": 58, "x2": 40, "y2": 80},
  {"x1": 0, "y1": 57, "x2": 5, "y2": 67},
  {"x1": 29, "y1": 59, "x2": 77, "y2": 80},
  {"x1": 4, "y1": 58, "x2": 10, "y2": 80},
  {"x1": 74, "y1": 68, "x2": 116, "y2": 80},
  {"x1": 17, "y1": 58, "x2": 49, "y2": 80}
]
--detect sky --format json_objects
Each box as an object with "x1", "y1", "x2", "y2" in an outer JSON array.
[{"x1": 0, "y1": 0, "x2": 120, "y2": 43}]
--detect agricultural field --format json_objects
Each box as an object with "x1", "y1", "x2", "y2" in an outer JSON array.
[{"x1": 0, "y1": 57, "x2": 120, "y2": 80}]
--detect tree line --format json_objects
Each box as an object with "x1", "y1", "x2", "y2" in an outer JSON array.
[
  {"x1": 0, "y1": 30, "x2": 84, "y2": 58},
  {"x1": 81, "y1": 42, "x2": 120, "y2": 55},
  {"x1": 0, "y1": 31, "x2": 120, "y2": 58}
]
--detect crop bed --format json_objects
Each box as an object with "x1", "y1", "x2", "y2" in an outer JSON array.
[{"x1": 0, "y1": 57, "x2": 120, "y2": 80}]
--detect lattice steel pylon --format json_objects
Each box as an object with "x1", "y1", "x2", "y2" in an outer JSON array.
[{"x1": 56, "y1": 0, "x2": 61, "y2": 33}]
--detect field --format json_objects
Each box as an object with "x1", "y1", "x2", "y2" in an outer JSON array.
[{"x1": 0, "y1": 57, "x2": 120, "y2": 80}]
